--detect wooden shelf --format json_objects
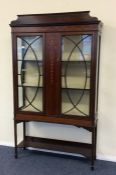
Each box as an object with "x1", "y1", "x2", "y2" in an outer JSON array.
[{"x1": 18, "y1": 136, "x2": 92, "y2": 158}]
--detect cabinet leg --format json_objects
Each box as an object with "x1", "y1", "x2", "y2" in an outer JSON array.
[
  {"x1": 14, "y1": 121, "x2": 18, "y2": 158},
  {"x1": 23, "y1": 122, "x2": 26, "y2": 150},
  {"x1": 15, "y1": 147, "x2": 18, "y2": 159},
  {"x1": 91, "y1": 127, "x2": 96, "y2": 170},
  {"x1": 94, "y1": 127, "x2": 97, "y2": 160},
  {"x1": 91, "y1": 157, "x2": 95, "y2": 170}
]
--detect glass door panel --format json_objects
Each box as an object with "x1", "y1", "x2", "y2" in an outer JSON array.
[
  {"x1": 17, "y1": 36, "x2": 43, "y2": 112},
  {"x1": 61, "y1": 35, "x2": 92, "y2": 116}
]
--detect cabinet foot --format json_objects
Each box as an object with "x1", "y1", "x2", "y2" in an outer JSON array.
[
  {"x1": 14, "y1": 148, "x2": 18, "y2": 159},
  {"x1": 15, "y1": 153, "x2": 18, "y2": 159},
  {"x1": 23, "y1": 147, "x2": 26, "y2": 150},
  {"x1": 91, "y1": 166, "x2": 94, "y2": 171}
]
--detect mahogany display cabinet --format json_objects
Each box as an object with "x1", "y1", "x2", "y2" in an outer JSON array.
[{"x1": 10, "y1": 11, "x2": 102, "y2": 169}]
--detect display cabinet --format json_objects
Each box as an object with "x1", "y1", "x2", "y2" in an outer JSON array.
[{"x1": 10, "y1": 11, "x2": 102, "y2": 169}]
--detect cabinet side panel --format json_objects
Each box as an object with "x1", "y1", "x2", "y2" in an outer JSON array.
[
  {"x1": 90, "y1": 32, "x2": 100, "y2": 124},
  {"x1": 12, "y1": 33, "x2": 18, "y2": 115}
]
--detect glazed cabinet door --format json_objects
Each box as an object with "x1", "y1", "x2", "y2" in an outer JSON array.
[
  {"x1": 15, "y1": 34, "x2": 45, "y2": 113},
  {"x1": 13, "y1": 32, "x2": 96, "y2": 119},
  {"x1": 60, "y1": 34, "x2": 92, "y2": 117}
]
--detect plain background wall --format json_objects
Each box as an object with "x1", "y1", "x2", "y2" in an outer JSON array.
[{"x1": 0, "y1": 0, "x2": 116, "y2": 161}]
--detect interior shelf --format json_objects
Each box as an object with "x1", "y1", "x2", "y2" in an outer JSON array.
[
  {"x1": 61, "y1": 60, "x2": 91, "y2": 62},
  {"x1": 18, "y1": 59, "x2": 43, "y2": 62},
  {"x1": 62, "y1": 87, "x2": 90, "y2": 91},
  {"x1": 18, "y1": 85, "x2": 89, "y2": 90},
  {"x1": 18, "y1": 84, "x2": 43, "y2": 88}
]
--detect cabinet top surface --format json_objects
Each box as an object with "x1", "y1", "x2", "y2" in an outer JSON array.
[{"x1": 10, "y1": 11, "x2": 102, "y2": 28}]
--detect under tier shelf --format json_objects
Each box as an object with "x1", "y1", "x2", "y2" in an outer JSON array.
[{"x1": 18, "y1": 136, "x2": 92, "y2": 158}]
